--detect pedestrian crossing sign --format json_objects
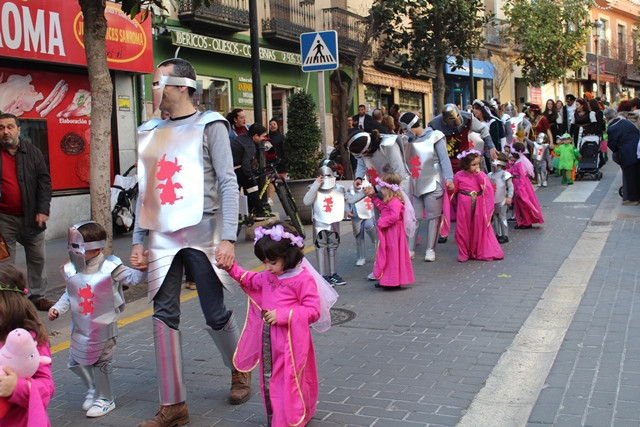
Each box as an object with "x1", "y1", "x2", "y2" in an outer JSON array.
[{"x1": 300, "y1": 30, "x2": 339, "y2": 72}]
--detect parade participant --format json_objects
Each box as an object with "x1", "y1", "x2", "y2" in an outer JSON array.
[
  {"x1": 223, "y1": 222, "x2": 336, "y2": 427},
  {"x1": 0, "y1": 264, "x2": 54, "y2": 426},
  {"x1": 303, "y1": 160, "x2": 365, "y2": 286},
  {"x1": 543, "y1": 99, "x2": 559, "y2": 144},
  {"x1": 346, "y1": 180, "x2": 377, "y2": 267},
  {"x1": 130, "y1": 58, "x2": 247, "y2": 427},
  {"x1": 364, "y1": 173, "x2": 415, "y2": 288},
  {"x1": 554, "y1": 133, "x2": 581, "y2": 185},
  {"x1": 488, "y1": 153, "x2": 514, "y2": 244},
  {"x1": 399, "y1": 112, "x2": 454, "y2": 262},
  {"x1": 49, "y1": 221, "x2": 145, "y2": 418},
  {"x1": 0, "y1": 113, "x2": 53, "y2": 312},
  {"x1": 428, "y1": 104, "x2": 499, "y2": 173},
  {"x1": 508, "y1": 142, "x2": 545, "y2": 229},
  {"x1": 348, "y1": 129, "x2": 410, "y2": 195},
  {"x1": 524, "y1": 104, "x2": 553, "y2": 148},
  {"x1": 526, "y1": 133, "x2": 553, "y2": 187},
  {"x1": 472, "y1": 99, "x2": 505, "y2": 152},
  {"x1": 452, "y1": 151, "x2": 504, "y2": 262}
]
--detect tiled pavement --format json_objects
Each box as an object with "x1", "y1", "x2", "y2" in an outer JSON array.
[{"x1": 22, "y1": 160, "x2": 638, "y2": 426}]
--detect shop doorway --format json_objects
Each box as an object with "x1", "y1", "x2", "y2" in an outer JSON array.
[{"x1": 266, "y1": 84, "x2": 296, "y2": 134}]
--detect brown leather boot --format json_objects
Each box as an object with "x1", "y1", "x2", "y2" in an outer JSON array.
[
  {"x1": 229, "y1": 369, "x2": 251, "y2": 405},
  {"x1": 138, "y1": 402, "x2": 189, "y2": 427}
]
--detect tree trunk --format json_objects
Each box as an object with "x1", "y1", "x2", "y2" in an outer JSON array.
[
  {"x1": 331, "y1": 70, "x2": 354, "y2": 179},
  {"x1": 435, "y1": 59, "x2": 446, "y2": 115},
  {"x1": 79, "y1": 0, "x2": 114, "y2": 253}
]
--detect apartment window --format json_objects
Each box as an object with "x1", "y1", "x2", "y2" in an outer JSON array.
[
  {"x1": 617, "y1": 24, "x2": 626, "y2": 61},
  {"x1": 601, "y1": 19, "x2": 609, "y2": 57}
]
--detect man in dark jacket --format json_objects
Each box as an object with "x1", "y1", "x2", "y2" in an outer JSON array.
[
  {"x1": 231, "y1": 123, "x2": 271, "y2": 218},
  {"x1": 605, "y1": 107, "x2": 640, "y2": 205},
  {"x1": 0, "y1": 113, "x2": 53, "y2": 310},
  {"x1": 352, "y1": 104, "x2": 374, "y2": 132}
]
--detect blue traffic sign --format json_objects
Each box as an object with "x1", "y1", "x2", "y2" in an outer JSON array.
[{"x1": 300, "y1": 31, "x2": 339, "y2": 72}]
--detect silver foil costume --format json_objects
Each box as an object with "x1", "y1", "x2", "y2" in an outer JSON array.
[
  {"x1": 352, "y1": 134, "x2": 411, "y2": 194},
  {"x1": 527, "y1": 133, "x2": 551, "y2": 186},
  {"x1": 403, "y1": 128, "x2": 454, "y2": 259},
  {"x1": 347, "y1": 183, "x2": 377, "y2": 266},
  {"x1": 303, "y1": 170, "x2": 364, "y2": 277},
  {"x1": 489, "y1": 168, "x2": 514, "y2": 238},
  {"x1": 135, "y1": 110, "x2": 241, "y2": 406}
]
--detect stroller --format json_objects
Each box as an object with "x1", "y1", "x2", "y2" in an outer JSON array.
[
  {"x1": 576, "y1": 133, "x2": 603, "y2": 181},
  {"x1": 110, "y1": 164, "x2": 138, "y2": 234}
]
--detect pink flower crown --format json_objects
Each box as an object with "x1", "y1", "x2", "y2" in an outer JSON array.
[
  {"x1": 456, "y1": 149, "x2": 482, "y2": 160},
  {"x1": 254, "y1": 224, "x2": 304, "y2": 248},
  {"x1": 376, "y1": 177, "x2": 401, "y2": 192}
]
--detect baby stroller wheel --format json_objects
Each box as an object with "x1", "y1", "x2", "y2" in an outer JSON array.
[{"x1": 619, "y1": 186, "x2": 624, "y2": 197}]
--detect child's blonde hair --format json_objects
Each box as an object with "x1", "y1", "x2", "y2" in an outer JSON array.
[{"x1": 379, "y1": 172, "x2": 404, "y2": 203}]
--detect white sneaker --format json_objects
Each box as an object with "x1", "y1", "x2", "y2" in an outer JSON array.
[
  {"x1": 542, "y1": 181, "x2": 547, "y2": 187},
  {"x1": 367, "y1": 272, "x2": 376, "y2": 280},
  {"x1": 424, "y1": 249, "x2": 436, "y2": 262},
  {"x1": 355, "y1": 258, "x2": 366, "y2": 266},
  {"x1": 82, "y1": 388, "x2": 95, "y2": 411},
  {"x1": 86, "y1": 398, "x2": 115, "y2": 418},
  {"x1": 409, "y1": 251, "x2": 415, "y2": 260},
  {"x1": 267, "y1": 198, "x2": 274, "y2": 206}
]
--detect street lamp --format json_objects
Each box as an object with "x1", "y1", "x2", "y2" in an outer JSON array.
[{"x1": 593, "y1": 19, "x2": 603, "y2": 96}]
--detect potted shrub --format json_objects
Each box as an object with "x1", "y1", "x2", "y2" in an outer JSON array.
[{"x1": 285, "y1": 90, "x2": 323, "y2": 224}]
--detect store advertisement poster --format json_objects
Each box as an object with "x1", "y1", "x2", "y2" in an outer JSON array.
[{"x1": 0, "y1": 66, "x2": 112, "y2": 191}]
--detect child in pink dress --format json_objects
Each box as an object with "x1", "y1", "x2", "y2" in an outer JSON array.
[
  {"x1": 365, "y1": 172, "x2": 415, "y2": 288},
  {"x1": 222, "y1": 222, "x2": 336, "y2": 427},
  {"x1": 0, "y1": 264, "x2": 55, "y2": 427},
  {"x1": 453, "y1": 150, "x2": 504, "y2": 262},
  {"x1": 507, "y1": 142, "x2": 545, "y2": 229}
]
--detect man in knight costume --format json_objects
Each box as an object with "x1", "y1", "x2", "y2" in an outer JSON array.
[
  {"x1": 130, "y1": 58, "x2": 246, "y2": 427},
  {"x1": 50, "y1": 221, "x2": 146, "y2": 417},
  {"x1": 428, "y1": 103, "x2": 499, "y2": 173},
  {"x1": 303, "y1": 160, "x2": 365, "y2": 286},
  {"x1": 347, "y1": 130, "x2": 410, "y2": 195},
  {"x1": 399, "y1": 112, "x2": 454, "y2": 262},
  {"x1": 400, "y1": 113, "x2": 453, "y2": 262}
]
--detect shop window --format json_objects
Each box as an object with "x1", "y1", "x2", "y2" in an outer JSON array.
[
  {"x1": 399, "y1": 90, "x2": 424, "y2": 120},
  {"x1": 195, "y1": 76, "x2": 231, "y2": 115},
  {"x1": 364, "y1": 84, "x2": 381, "y2": 113}
]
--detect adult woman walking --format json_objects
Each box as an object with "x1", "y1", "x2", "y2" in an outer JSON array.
[
  {"x1": 570, "y1": 98, "x2": 595, "y2": 146},
  {"x1": 543, "y1": 99, "x2": 559, "y2": 143}
]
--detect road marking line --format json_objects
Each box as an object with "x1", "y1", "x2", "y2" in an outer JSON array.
[
  {"x1": 51, "y1": 246, "x2": 314, "y2": 354},
  {"x1": 457, "y1": 171, "x2": 621, "y2": 426},
  {"x1": 553, "y1": 181, "x2": 598, "y2": 203}
]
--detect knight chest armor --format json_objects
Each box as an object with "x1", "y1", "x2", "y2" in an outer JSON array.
[
  {"x1": 531, "y1": 141, "x2": 550, "y2": 162},
  {"x1": 137, "y1": 111, "x2": 225, "y2": 233},
  {"x1": 350, "y1": 187, "x2": 374, "y2": 219},
  {"x1": 362, "y1": 134, "x2": 407, "y2": 183},
  {"x1": 312, "y1": 186, "x2": 345, "y2": 224},
  {"x1": 490, "y1": 170, "x2": 512, "y2": 203},
  {"x1": 61, "y1": 256, "x2": 122, "y2": 365},
  {"x1": 404, "y1": 129, "x2": 445, "y2": 196}
]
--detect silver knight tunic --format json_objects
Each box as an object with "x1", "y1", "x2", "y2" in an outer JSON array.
[
  {"x1": 404, "y1": 129, "x2": 446, "y2": 197},
  {"x1": 60, "y1": 256, "x2": 122, "y2": 366}
]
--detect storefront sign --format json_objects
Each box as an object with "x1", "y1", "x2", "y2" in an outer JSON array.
[
  {"x1": 172, "y1": 30, "x2": 301, "y2": 66},
  {"x1": 445, "y1": 56, "x2": 494, "y2": 79},
  {"x1": 0, "y1": 66, "x2": 112, "y2": 191},
  {"x1": 237, "y1": 76, "x2": 254, "y2": 107},
  {"x1": 0, "y1": 0, "x2": 152, "y2": 73}
]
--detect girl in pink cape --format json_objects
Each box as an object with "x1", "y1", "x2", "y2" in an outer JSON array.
[
  {"x1": 453, "y1": 150, "x2": 504, "y2": 262},
  {"x1": 0, "y1": 265, "x2": 54, "y2": 427},
  {"x1": 365, "y1": 172, "x2": 415, "y2": 288},
  {"x1": 507, "y1": 142, "x2": 545, "y2": 229},
  {"x1": 222, "y1": 222, "x2": 337, "y2": 427}
]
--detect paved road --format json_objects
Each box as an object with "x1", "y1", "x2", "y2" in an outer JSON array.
[{"x1": 20, "y1": 160, "x2": 638, "y2": 426}]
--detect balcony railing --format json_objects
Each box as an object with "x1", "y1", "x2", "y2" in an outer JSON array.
[
  {"x1": 322, "y1": 7, "x2": 366, "y2": 58},
  {"x1": 262, "y1": 0, "x2": 315, "y2": 46},
  {"x1": 179, "y1": 0, "x2": 250, "y2": 34}
]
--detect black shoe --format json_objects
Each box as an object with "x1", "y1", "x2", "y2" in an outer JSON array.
[
  {"x1": 329, "y1": 273, "x2": 346, "y2": 286},
  {"x1": 497, "y1": 236, "x2": 509, "y2": 244},
  {"x1": 438, "y1": 236, "x2": 447, "y2": 244},
  {"x1": 514, "y1": 224, "x2": 532, "y2": 230},
  {"x1": 507, "y1": 217, "x2": 516, "y2": 223}
]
